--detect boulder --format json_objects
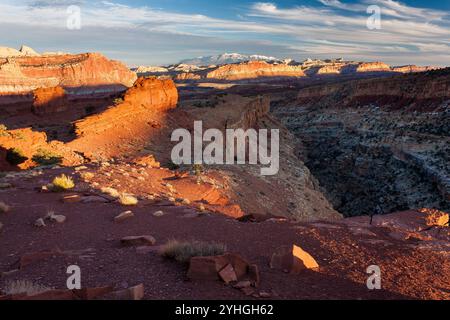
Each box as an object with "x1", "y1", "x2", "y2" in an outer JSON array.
[
  {"x1": 218, "y1": 264, "x2": 237, "y2": 284},
  {"x1": 187, "y1": 253, "x2": 259, "y2": 285},
  {"x1": 270, "y1": 244, "x2": 319, "y2": 274}
]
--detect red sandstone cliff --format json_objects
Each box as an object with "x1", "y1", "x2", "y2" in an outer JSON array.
[
  {"x1": 0, "y1": 53, "x2": 136, "y2": 94},
  {"x1": 69, "y1": 77, "x2": 178, "y2": 158}
]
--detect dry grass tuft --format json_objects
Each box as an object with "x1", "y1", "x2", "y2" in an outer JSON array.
[
  {"x1": 118, "y1": 194, "x2": 138, "y2": 206},
  {"x1": 51, "y1": 174, "x2": 75, "y2": 192},
  {"x1": 101, "y1": 187, "x2": 120, "y2": 198},
  {"x1": 160, "y1": 239, "x2": 227, "y2": 264},
  {"x1": 2, "y1": 280, "x2": 51, "y2": 296}
]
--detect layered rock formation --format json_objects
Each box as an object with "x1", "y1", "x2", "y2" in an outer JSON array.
[
  {"x1": 0, "y1": 53, "x2": 136, "y2": 94},
  {"x1": 205, "y1": 61, "x2": 305, "y2": 80},
  {"x1": 32, "y1": 86, "x2": 67, "y2": 115},
  {"x1": 297, "y1": 67, "x2": 450, "y2": 108},
  {"x1": 355, "y1": 61, "x2": 391, "y2": 72},
  {"x1": 70, "y1": 77, "x2": 178, "y2": 158}
]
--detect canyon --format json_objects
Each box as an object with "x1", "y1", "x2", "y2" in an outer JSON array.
[{"x1": 0, "y1": 49, "x2": 448, "y2": 300}]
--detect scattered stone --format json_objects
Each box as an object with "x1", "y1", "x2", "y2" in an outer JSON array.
[
  {"x1": 258, "y1": 291, "x2": 271, "y2": 298},
  {"x1": 219, "y1": 264, "x2": 238, "y2": 284},
  {"x1": 0, "y1": 182, "x2": 12, "y2": 189},
  {"x1": 114, "y1": 210, "x2": 134, "y2": 223},
  {"x1": 152, "y1": 210, "x2": 166, "y2": 217},
  {"x1": 0, "y1": 201, "x2": 10, "y2": 213},
  {"x1": 270, "y1": 244, "x2": 319, "y2": 274},
  {"x1": 34, "y1": 218, "x2": 46, "y2": 228},
  {"x1": 62, "y1": 194, "x2": 82, "y2": 203},
  {"x1": 120, "y1": 235, "x2": 156, "y2": 247},
  {"x1": 50, "y1": 215, "x2": 66, "y2": 224},
  {"x1": 74, "y1": 166, "x2": 88, "y2": 171},
  {"x1": 182, "y1": 198, "x2": 191, "y2": 205}
]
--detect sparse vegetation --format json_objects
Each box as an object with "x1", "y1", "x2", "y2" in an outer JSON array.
[
  {"x1": 118, "y1": 194, "x2": 138, "y2": 206},
  {"x1": 6, "y1": 148, "x2": 28, "y2": 166},
  {"x1": 2, "y1": 280, "x2": 51, "y2": 296},
  {"x1": 101, "y1": 187, "x2": 120, "y2": 198},
  {"x1": 32, "y1": 148, "x2": 62, "y2": 166},
  {"x1": 160, "y1": 239, "x2": 227, "y2": 264},
  {"x1": 193, "y1": 164, "x2": 203, "y2": 184},
  {"x1": 0, "y1": 201, "x2": 10, "y2": 213},
  {"x1": 0, "y1": 124, "x2": 10, "y2": 137},
  {"x1": 113, "y1": 97, "x2": 124, "y2": 105},
  {"x1": 51, "y1": 174, "x2": 75, "y2": 192}
]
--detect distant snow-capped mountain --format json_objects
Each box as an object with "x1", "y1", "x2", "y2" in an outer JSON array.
[{"x1": 179, "y1": 53, "x2": 281, "y2": 66}]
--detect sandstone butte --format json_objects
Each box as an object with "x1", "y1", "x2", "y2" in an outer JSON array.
[
  {"x1": 205, "y1": 61, "x2": 305, "y2": 80},
  {"x1": 69, "y1": 77, "x2": 178, "y2": 156},
  {"x1": 0, "y1": 52, "x2": 137, "y2": 94}
]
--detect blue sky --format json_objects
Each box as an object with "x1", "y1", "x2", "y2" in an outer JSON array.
[{"x1": 0, "y1": 0, "x2": 449, "y2": 66}]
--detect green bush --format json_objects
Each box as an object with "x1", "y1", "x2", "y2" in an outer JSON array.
[
  {"x1": 6, "y1": 148, "x2": 28, "y2": 165},
  {"x1": 32, "y1": 148, "x2": 62, "y2": 166}
]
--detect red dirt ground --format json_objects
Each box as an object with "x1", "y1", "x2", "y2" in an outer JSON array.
[{"x1": 0, "y1": 166, "x2": 448, "y2": 300}]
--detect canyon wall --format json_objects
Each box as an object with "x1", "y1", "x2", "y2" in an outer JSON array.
[
  {"x1": 297, "y1": 68, "x2": 450, "y2": 109},
  {"x1": 0, "y1": 53, "x2": 137, "y2": 94}
]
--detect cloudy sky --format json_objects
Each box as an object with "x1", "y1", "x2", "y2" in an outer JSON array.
[{"x1": 0, "y1": 0, "x2": 449, "y2": 66}]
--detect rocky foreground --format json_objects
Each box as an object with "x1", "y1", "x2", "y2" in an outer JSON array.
[{"x1": 0, "y1": 166, "x2": 448, "y2": 300}]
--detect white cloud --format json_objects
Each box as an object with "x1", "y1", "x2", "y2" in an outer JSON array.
[{"x1": 0, "y1": 0, "x2": 448, "y2": 66}]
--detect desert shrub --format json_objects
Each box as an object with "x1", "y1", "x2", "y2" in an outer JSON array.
[
  {"x1": 113, "y1": 97, "x2": 124, "y2": 105},
  {"x1": 118, "y1": 194, "x2": 138, "y2": 206},
  {"x1": 51, "y1": 174, "x2": 75, "y2": 192},
  {"x1": 0, "y1": 201, "x2": 10, "y2": 213},
  {"x1": 0, "y1": 124, "x2": 9, "y2": 137},
  {"x1": 2, "y1": 280, "x2": 51, "y2": 296},
  {"x1": 101, "y1": 187, "x2": 120, "y2": 198},
  {"x1": 160, "y1": 239, "x2": 227, "y2": 264},
  {"x1": 32, "y1": 148, "x2": 62, "y2": 166},
  {"x1": 6, "y1": 148, "x2": 28, "y2": 165}
]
